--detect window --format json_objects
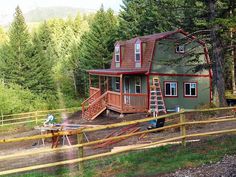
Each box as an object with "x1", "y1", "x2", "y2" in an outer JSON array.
[
  {"x1": 135, "y1": 42, "x2": 141, "y2": 62},
  {"x1": 135, "y1": 77, "x2": 141, "y2": 93},
  {"x1": 115, "y1": 46, "x2": 120, "y2": 62},
  {"x1": 164, "y1": 82, "x2": 177, "y2": 96},
  {"x1": 115, "y1": 77, "x2": 120, "y2": 91},
  {"x1": 176, "y1": 45, "x2": 185, "y2": 53},
  {"x1": 184, "y1": 82, "x2": 197, "y2": 97}
]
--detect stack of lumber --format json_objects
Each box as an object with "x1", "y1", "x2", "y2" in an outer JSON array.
[{"x1": 94, "y1": 123, "x2": 140, "y2": 148}]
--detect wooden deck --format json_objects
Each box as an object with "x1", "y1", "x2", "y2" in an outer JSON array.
[{"x1": 93, "y1": 88, "x2": 148, "y2": 114}]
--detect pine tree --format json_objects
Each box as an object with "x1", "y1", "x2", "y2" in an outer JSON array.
[
  {"x1": 31, "y1": 22, "x2": 56, "y2": 94},
  {"x1": 0, "y1": 6, "x2": 33, "y2": 88},
  {"x1": 79, "y1": 6, "x2": 118, "y2": 70},
  {"x1": 118, "y1": 0, "x2": 182, "y2": 39},
  {"x1": 73, "y1": 6, "x2": 118, "y2": 96}
]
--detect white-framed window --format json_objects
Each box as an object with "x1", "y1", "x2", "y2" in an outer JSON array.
[
  {"x1": 184, "y1": 82, "x2": 197, "y2": 97},
  {"x1": 135, "y1": 42, "x2": 141, "y2": 62},
  {"x1": 176, "y1": 45, "x2": 185, "y2": 53},
  {"x1": 164, "y1": 81, "x2": 177, "y2": 96},
  {"x1": 135, "y1": 77, "x2": 141, "y2": 93},
  {"x1": 115, "y1": 77, "x2": 120, "y2": 91},
  {"x1": 115, "y1": 46, "x2": 120, "y2": 62}
]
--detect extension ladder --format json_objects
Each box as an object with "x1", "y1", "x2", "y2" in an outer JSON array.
[{"x1": 149, "y1": 77, "x2": 167, "y2": 117}]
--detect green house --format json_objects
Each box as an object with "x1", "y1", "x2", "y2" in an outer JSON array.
[{"x1": 82, "y1": 29, "x2": 212, "y2": 120}]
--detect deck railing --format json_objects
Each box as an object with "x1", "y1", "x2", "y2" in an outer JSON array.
[
  {"x1": 123, "y1": 93, "x2": 148, "y2": 112},
  {"x1": 82, "y1": 87, "x2": 101, "y2": 113},
  {"x1": 107, "y1": 91, "x2": 121, "y2": 109}
]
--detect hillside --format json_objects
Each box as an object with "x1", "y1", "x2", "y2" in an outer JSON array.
[{"x1": 24, "y1": 6, "x2": 96, "y2": 23}]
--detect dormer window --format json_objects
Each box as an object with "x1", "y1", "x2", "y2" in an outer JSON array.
[
  {"x1": 115, "y1": 46, "x2": 120, "y2": 62},
  {"x1": 115, "y1": 45, "x2": 121, "y2": 68},
  {"x1": 176, "y1": 44, "x2": 185, "y2": 53},
  {"x1": 135, "y1": 40, "x2": 141, "y2": 68}
]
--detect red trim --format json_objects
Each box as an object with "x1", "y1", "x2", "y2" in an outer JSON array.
[
  {"x1": 178, "y1": 29, "x2": 206, "y2": 45},
  {"x1": 147, "y1": 75, "x2": 150, "y2": 110},
  {"x1": 148, "y1": 40, "x2": 157, "y2": 74},
  {"x1": 150, "y1": 73, "x2": 210, "y2": 78},
  {"x1": 89, "y1": 70, "x2": 148, "y2": 75},
  {"x1": 163, "y1": 81, "x2": 178, "y2": 98},
  {"x1": 183, "y1": 81, "x2": 198, "y2": 98}
]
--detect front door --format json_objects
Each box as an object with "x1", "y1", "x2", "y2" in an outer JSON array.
[{"x1": 124, "y1": 77, "x2": 130, "y2": 104}]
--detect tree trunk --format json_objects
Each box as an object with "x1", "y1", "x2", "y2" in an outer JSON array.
[
  {"x1": 208, "y1": 0, "x2": 227, "y2": 106},
  {"x1": 230, "y1": 5, "x2": 236, "y2": 95},
  {"x1": 72, "y1": 71, "x2": 78, "y2": 98}
]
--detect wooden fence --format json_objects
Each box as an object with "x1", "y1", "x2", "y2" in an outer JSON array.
[
  {"x1": 0, "y1": 106, "x2": 236, "y2": 175},
  {"x1": 0, "y1": 107, "x2": 81, "y2": 127}
]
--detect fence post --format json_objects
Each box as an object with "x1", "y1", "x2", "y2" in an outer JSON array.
[
  {"x1": 180, "y1": 109, "x2": 186, "y2": 147},
  {"x1": 77, "y1": 132, "x2": 84, "y2": 173},
  {"x1": 1, "y1": 110, "x2": 3, "y2": 127}
]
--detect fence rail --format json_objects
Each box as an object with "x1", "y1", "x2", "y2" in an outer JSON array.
[
  {"x1": 0, "y1": 107, "x2": 81, "y2": 127},
  {"x1": 0, "y1": 106, "x2": 236, "y2": 175}
]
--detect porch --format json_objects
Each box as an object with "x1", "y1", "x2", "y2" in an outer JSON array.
[{"x1": 82, "y1": 69, "x2": 149, "y2": 120}]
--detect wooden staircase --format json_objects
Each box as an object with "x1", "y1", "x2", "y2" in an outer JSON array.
[
  {"x1": 82, "y1": 92, "x2": 108, "y2": 120},
  {"x1": 149, "y1": 77, "x2": 167, "y2": 117}
]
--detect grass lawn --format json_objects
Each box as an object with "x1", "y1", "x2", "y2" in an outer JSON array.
[{"x1": 7, "y1": 134, "x2": 236, "y2": 177}]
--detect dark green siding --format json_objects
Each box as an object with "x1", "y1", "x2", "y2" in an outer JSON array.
[
  {"x1": 150, "y1": 75, "x2": 210, "y2": 110},
  {"x1": 150, "y1": 33, "x2": 210, "y2": 110},
  {"x1": 152, "y1": 33, "x2": 208, "y2": 75}
]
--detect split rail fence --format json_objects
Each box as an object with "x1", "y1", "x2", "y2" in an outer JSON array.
[
  {"x1": 0, "y1": 107, "x2": 81, "y2": 127},
  {"x1": 0, "y1": 106, "x2": 236, "y2": 175}
]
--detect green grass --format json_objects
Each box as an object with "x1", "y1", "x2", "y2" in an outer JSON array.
[{"x1": 5, "y1": 135, "x2": 236, "y2": 177}]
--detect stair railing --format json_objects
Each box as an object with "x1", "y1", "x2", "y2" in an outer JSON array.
[{"x1": 82, "y1": 89, "x2": 101, "y2": 114}]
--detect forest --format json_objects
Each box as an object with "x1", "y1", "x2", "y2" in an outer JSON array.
[{"x1": 0, "y1": 0, "x2": 235, "y2": 114}]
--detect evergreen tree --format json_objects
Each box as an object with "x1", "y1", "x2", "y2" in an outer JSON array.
[
  {"x1": 31, "y1": 22, "x2": 56, "y2": 94},
  {"x1": 118, "y1": 0, "x2": 182, "y2": 39},
  {"x1": 79, "y1": 6, "x2": 118, "y2": 70},
  {"x1": 0, "y1": 6, "x2": 33, "y2": 88},
  {"x1": 74, "y1": 7, "x2": 118, "y2": 96}
]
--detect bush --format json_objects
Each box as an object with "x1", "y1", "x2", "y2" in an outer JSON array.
[{"x1": 0, "y1": 83, "x2": 57, "y2": 114}]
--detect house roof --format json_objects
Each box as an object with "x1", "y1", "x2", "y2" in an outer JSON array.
[
  {"x1": 88, "y1": 29, "x2": 206, "y2": 75},
  {"x1": 111, "y1": 29, "x2": 186, "y2": 70},
  {"x1": 88, "y1": 68, "x2": 148, "y2": 75}
]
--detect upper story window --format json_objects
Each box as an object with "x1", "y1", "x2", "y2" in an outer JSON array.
[
  {"x1": 184, "y1": 82, "x2": 197, "y2": 97},
  {"x1": 135, "y1": 40, "x2": 141, "y2": 68},
  {"x1": 135, "y1": 42, "x2": 141, "y2": 62},
  {"x1": 164, "y1": 81, "x2": 178, "y2": 97},
  {"x1": 135, "y1": 77, "x2": 141, "y2": 93},
  {"x1": 115, "y1": 46, "x2": 120, "y2": 62},
  {"x1": 176, "y1": 44, "x2": 185, "y2": 54}
]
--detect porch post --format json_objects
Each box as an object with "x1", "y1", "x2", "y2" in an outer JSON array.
[
  {"x1": 99, "y1": 76, "x2": 101, "y2": 90},
  {"x1": 89, "y1": 74, "x2": 91, "y2": 88},
  {"x1": 106, "y1": 76, "x2": 109, "y2": 91},
  {"x1": 120, "y1": 74, "x2": 123, "y2": 111}
]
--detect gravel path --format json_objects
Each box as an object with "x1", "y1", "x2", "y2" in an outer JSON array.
[{"x1": 162, "y1": 155, "x2": 236, "y2": 177}]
